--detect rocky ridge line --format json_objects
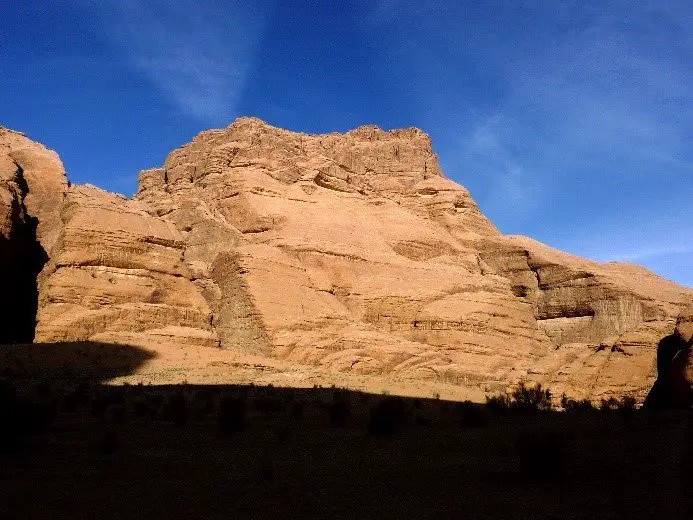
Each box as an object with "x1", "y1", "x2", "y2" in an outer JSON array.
[{"x1": 2, "y1": 119, "x2": 691, "y2": 402}]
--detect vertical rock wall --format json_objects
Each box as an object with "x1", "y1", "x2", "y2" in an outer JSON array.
[{"x1": 0, "y1": 127, "x2": 67, "y2": 342}]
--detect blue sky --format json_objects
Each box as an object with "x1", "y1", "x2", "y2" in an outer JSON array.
[{"x1": 1, "y1": 1, "x2": 691, "y2": 286}]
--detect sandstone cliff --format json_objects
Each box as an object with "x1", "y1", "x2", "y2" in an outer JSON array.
[
  {"x1": 3, "y1": 118, "x2": 692, "y2": 401},
  {"x1": 135, "y1": 118, "x2": 549, "y2": 391},
  {"x1": 34, "y1": 185, "x2": 217, "y2": 351},
  {"x1": 0, "y1": 127, "x2": 68, "y2": 343},
  {"x1": 133, "y1": 117, "x2": 693, "y2": 399}
]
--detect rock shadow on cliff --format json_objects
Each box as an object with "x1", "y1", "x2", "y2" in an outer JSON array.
[
  {"x1": 644, "y1": 333, "x2": 692, "y2": 409},
  {"x1": 0, "y1": 341, "x2": 155, "y2": 382},
  {"x1": 0, "y1": 166, "x2": 49, "y2": 344}
]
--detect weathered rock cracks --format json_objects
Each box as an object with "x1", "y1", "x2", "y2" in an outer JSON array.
[{"x1": 2, "y1": 118, "x2": 692, "y2": 401}]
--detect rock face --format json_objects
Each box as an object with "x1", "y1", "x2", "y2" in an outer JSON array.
[
  {"x1": 133, "y1": 117, "x2": 693, "y2": 398},
  {"x1": 3, "y1": 118, "x2": 693, "y2": 400},
  {"x1": 34, "y1": 185, "x2": 217, "y2": 350},
  {"x1": 135, "y1": 118, "x2": 549, "y2": 391},
  {"x1": 496, "y1": 236, "x2": 693, "y2": 399},
  {"x1": 643, "y1": 313, "x2": 693, "y2": 408},
  {"x1": 0, "y1": 127, "x2": 68, "y2": 343}
]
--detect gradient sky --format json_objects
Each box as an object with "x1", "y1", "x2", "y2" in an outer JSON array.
[{"x1": 1, "y1": 1, "x2": 691, "y2": 286}]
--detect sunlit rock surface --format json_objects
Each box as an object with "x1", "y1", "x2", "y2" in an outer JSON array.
[{"x1": 4, "y1": 119, "x2": 692, "y2": 400}]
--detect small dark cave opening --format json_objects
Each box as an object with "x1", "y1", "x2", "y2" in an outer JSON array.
[{"x1": 0, "y1": 168, "x2": 48, "y2": 344}]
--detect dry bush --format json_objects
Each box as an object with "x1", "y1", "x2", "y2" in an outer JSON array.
[
  {"x1": 560, "y1": 394, "x2": 596, "y2": 412},
  {"x1": 510, "y1": 383, "x2": 553, "y2": 413},
  {"x1": 485, "y1": 393, "x2": 511, "y2": 414}
]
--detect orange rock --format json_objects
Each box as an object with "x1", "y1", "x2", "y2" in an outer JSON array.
[{"x1": 3, "y1": 119, "x2": 692, "y2": 400}]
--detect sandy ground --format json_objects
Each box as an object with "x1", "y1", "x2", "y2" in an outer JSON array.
[{"x1": 0, "y1": 340, "x2": 490, "y2": 401}]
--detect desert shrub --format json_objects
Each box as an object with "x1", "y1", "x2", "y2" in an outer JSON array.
[
  {"x1": 454, "y1": 400, "x2": 488, "y2": 427},
  {"x1": 146, "y1": 393, "x2": 164, "y2": 417},
  {"x1": 485, "y1": 393, "x2": 511, "y2": 414},
  {"x1": 599, "y1": 397, "x2": 620, "y2": 412},
  {"x1": 438, "y1": 400, "x2": 451, "y2": 414},
  {"x1": 599, "y1": 396, "x2": 638, "y2": 414},
  {"x1": 516, "y1": 430, "x2": 565, "y2": 480},
  {"x1": 218, "y1": 395, "x2": 247, "y2": 434},
  {"x1": 163, "y1": 391, "x2": 187, "y2": 425},
  {"x1": 617, "y1": 396, "x2": 637, "y2": 414},
  {"x1": 510, "y1": 383, "x2": 552, "y2": 413},
  {"x1": 326, "y1": 388, "x2": 351, "y2": 427},
  {"x1": 560, "y1": 394, "x2": 596, "y2": 412},
  {"x1": 61, "y1": 382, "x2": 91, "y2": 413},
  {"x1": 368, "y1": 396, "x2": 408, "y2": 436}
]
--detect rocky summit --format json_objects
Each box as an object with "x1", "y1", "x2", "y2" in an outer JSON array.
[{"x1": 2, "y1": 118, "x2": 692, "y2": 402}]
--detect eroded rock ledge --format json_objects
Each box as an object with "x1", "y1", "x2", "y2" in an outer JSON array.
[{"x1": 2, "y1": 118, "x2": 692, "y2": 401}]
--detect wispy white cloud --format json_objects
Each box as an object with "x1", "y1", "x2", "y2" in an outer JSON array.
[
  {"x1": 366, "y1": 1, "x2": 692, "y2": 285},
  {"x1": 91, "y1": 0, "x2": 268, "y2": 122},
  {"x1": 462, "y1": 115, "x2": 540, "y2": 211}
]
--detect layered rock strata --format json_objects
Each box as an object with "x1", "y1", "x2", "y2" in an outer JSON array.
[
  {"x1": 133, "y1": 118, "x2": 693, "y2": 398},
  {"x1": 3, "y1": 118, "x2": 692, "y2": 400},
  {"x1": 34, "y1": 185, "x2": 217, "y2": 350}
]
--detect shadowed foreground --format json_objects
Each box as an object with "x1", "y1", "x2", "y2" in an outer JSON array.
[
  {"x1": 1, "y1": 374, "x2": 692, "y2": 520},
  {"x1": 0, "y1": 341, "x2": 156, "y2": 381}
]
